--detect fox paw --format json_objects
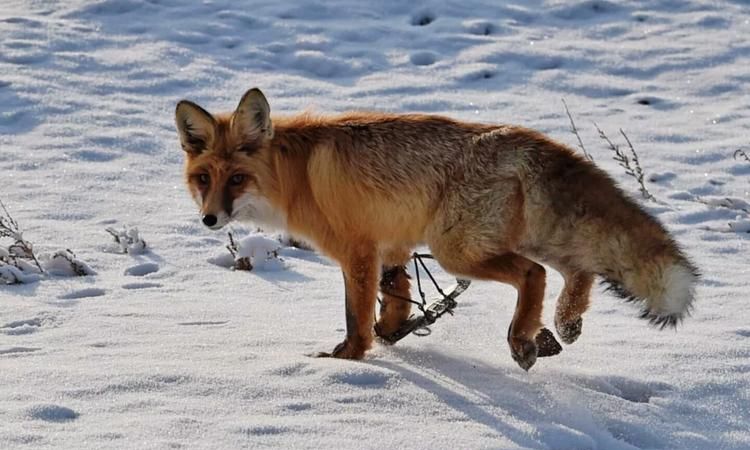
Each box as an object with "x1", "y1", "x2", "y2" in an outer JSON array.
[
  {"x1": 374, "y1": 319, "x2": 408, "y2": 344},
  {"x1": 535, "y1": 327, "x2": 563, "y2": 357},
  {"x1": 315, "y1": 339, "x2": 367, "y2": 360},
  {"x1": 555, "y1": 317, "x2": 583, "y2": 345},
  {"x1": 373, "y1": 322, "x2": 394, "y2": 345},
  {"x1": 509, "y1": 337, "x2": 537, "y2": 371}
]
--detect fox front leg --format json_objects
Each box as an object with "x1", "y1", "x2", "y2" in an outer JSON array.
[{"x1": 318, "y1": 248, "x2": 378, "y2": 359}]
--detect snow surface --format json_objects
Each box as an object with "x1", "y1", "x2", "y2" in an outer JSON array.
[{"x1": 1, "y1": 0, "x2": 749, "y2": 448}]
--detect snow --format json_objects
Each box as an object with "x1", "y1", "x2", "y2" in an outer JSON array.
[
  {"x1": 1, "y1": 0, "x2": 749, "y2": 449},
  {"x1": 234, "y1": 234, "x2": 285, "y2": 271},
  {"x1": 0, "y1": 264, "x2": 40, "y2": 285}
]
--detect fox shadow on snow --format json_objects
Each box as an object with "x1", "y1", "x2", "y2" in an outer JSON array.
[{"x1": 368, "y1": 345, "x2": 672, "y2": 449}]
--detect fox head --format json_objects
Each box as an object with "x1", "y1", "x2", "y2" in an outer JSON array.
[{"x1": 175, "y1": 88, "x2": 283, "y2": 230}]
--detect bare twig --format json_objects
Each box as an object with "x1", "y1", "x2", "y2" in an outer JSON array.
[
  {"x1": 561, "y1": 99, "x2": 594, "y2": 161},
  {"x1": 105, "y1": 228, "x2": 120, "y2": 243},
  {"x1": 226, "y1": 231, "x2": 252, "y2": 271},
  {"x1": 0, "y1": 199, "x2": 43, "y2": 273},
  {"x1": 595, "y1": 123, "x2": 656, "y2": 202},
  {"x1": 619, "y1": 128, "x2": 656, "y2": 202},
  {"x1": 0, "y1": 199, "x2": 19, "y2": 234},
  {"x1": 24, "y1": 244, "x2": 41, "y2": 272},
  {"x1": 734, "y1": 149, "x2": 750, "y2": 163},
  {"x1": 226, "y1": 232, "x2": 239, "y2": 258}
]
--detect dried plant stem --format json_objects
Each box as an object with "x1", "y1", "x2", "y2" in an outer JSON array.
[
  {"x1": 734, "y1": 149, "x2": 750, "y2": 163},
  {"x1": 595, "y1": 123, "x2": 656, "y2": 202},
  {"x1": 0, "y1": 199, "x2": 19, "y2": 232},
  {"x1": 105, "y1": 228, "x2": 121, "y2": 242},
  {"x1": 619, "y1": 128, "x2": 655, "y2": 201},
  {"x1": 226, "y1": 232, "x2": 239, "y2": 258},
  {"x1": 226, "y1": 231, "x2": 252, "y2": 270},
  {"x1": 25, "y1": 243, "x2": 43, "y2": 273},
  {"x1": 0, "y1": 199, "x2": 44, "y2": 273},
  {"x1": 561, "y1": 99, "x2": 594, "y2": 161}
]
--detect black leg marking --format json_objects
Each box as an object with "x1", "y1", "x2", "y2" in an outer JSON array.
[{"x1": 343, "y1": 270, "x2": 357, "y2": 340}]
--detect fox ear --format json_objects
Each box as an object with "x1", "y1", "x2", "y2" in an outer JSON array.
[
  {"x1": 232, "y1": 88, "x2": 273, "y2": 145},
  {"x1": 175, "y1": 100, "x2": 216, "y2": 155}
]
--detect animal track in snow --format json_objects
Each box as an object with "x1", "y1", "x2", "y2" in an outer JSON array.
[
  {"x1": 410, "y1": 51, "x2": 437, "y2": 66},
  {"x1": 1, "y1": 317, "x2": 44, "y2": 335},
  {"x1": 0, "y1": 347, "x2": 41, "y2": 355},
  {"x1": 284, "y1": 402, "x2": 312, "y2": 412},
  {"x1": 267, "y1": 362, "x2": 316, "y2": 377},
  {"x1": 649, "y1": 171, "x2": 677, "y2": 183},
  {"x1": 463, "y1": 20, "x2": 496, "y2": 36},
  {"x1": 581, "y1": 376, "x2": 671, "y2": 404},
  {"x1": 65, "y1": 374, "x2": 193, "y2": 399},
  {"x1": 236, "y1": 425, "x2": 289, "y2": 436},
  {"x1": 327, "y1": 367, "x2": 394, "y2": 388},
  {"x1": 178, "y1": 321, "x2": 229, "y2": 326},
  {"x1": 552, "y1": 0, "x2": 621, "y2": 20},
  {"x1": 25, "y1": 404, "x2": 79, "y2": 422},
  {"x1": 122, "y1": 282, "x2": 161, "y2": 290},
  {"x1": 58, "y1": 288, "x2": 106, "y2": 300},
  {"x1": 410, "y1": 10, "x2": 435, "y2": 26},
  {"x1": 78, "y1": 0, "x2": 143, "y2": 16},
  {"x1": 70, "y1": 149, "x2": 120, "y2": 162},
  {"x1": 124, "y1": 262, "x2": 159, "y2": 276}
]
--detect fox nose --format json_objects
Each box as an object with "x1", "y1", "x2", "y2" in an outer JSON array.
[{"x1": 202, "y1": 214, "x2": 218, "y2": 227}]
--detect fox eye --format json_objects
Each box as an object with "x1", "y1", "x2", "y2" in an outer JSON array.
[
  {"x1": 197, "y1": 174, "x2": 210, "y2": 185},
  {"x1": 229, "y1": 174, "x2": 246, "y2": 186}
]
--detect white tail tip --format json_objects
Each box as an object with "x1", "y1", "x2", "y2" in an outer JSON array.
[{"x1": 652, "y1": 263, "x2": 697, "y2": 323}]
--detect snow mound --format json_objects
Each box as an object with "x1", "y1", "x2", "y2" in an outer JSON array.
[
  {"x1": 41, "y1": 250, "x2": 96, "y2": 277},
  {"x1": 211, "y1": 232, "x2": 287, "y2": 272}
]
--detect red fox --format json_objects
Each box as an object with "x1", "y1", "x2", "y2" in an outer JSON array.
[{"x1": 175, "y1": 88, "x2": 698, "y2": 370}]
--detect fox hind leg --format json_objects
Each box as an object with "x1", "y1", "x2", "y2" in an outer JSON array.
[
  {"x1": 442, "y1": 252, "x2": 551, "y2": 371},
  {"x1": 554, "y1": 271, "x2": 594, "y2": 345},
  {"x1": 374, "y1": 247, "x2": 413, "y2": 341}
]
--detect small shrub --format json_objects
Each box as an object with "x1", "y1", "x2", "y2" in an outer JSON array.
[{"x1": 106, "y1": 227, "x2": 147, "y2": 254}]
